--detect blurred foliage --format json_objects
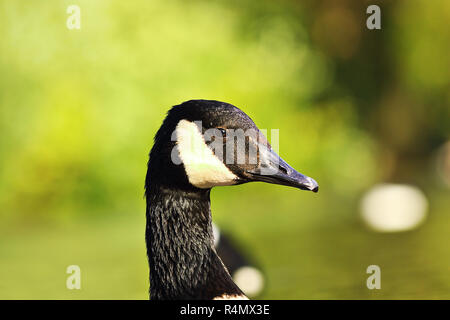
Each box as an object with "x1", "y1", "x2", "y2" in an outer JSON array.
[{"x1": 0, "y1": 0, "x2": 448, "y2": 299}]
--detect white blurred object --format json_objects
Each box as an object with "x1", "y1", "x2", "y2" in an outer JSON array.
[
  {"x1": 232, "y1": 266, "x2": 265, "y2": 297},
  {"x1": 360, "y1": 183, "x2": 428, "y2": 232},
  {"x1": 212, "y1": 222, "x2": 220, "y2": 247}
]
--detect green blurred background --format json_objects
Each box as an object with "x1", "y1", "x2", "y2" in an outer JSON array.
[{"x1": 0, "y1": 0, "x2": 449, "y2": 299}]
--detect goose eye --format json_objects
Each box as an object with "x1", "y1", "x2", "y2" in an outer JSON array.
[{"x1": 217, "y1": 128, "x2": 227, "y2": 137}]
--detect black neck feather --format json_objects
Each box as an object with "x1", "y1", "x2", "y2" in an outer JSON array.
[{"x1": 145, "y1": 184, "x2": 243, "y2": 300}]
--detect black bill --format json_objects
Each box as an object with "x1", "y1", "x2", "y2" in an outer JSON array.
[{"x1": 245, "y1": 142, "x2": 319, "y2": 192}]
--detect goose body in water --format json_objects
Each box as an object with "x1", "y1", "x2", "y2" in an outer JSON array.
[{"x1": 145, "y1": 100, "x2": 318, "y2": 300}]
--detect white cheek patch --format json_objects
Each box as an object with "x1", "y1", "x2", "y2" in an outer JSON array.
[{"x1": 175, "y1": 119, "x2": 238, "y2": 188}]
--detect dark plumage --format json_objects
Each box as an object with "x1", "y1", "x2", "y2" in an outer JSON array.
[{"x1": 145, "y1": 100, "x2": 318, "y2": 300}]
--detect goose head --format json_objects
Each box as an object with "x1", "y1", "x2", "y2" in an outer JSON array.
[{"x1": 147, "y1": 99, "x2": 318, "y2": 193}]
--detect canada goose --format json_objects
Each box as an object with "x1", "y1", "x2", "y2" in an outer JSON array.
[{"x1": 145, "y1": 100, "x2": 318, "y2": 300}]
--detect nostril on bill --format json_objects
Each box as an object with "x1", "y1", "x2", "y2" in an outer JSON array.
[{"x1": 278, "y1": 165, "x2": 288, "y2": 175}]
